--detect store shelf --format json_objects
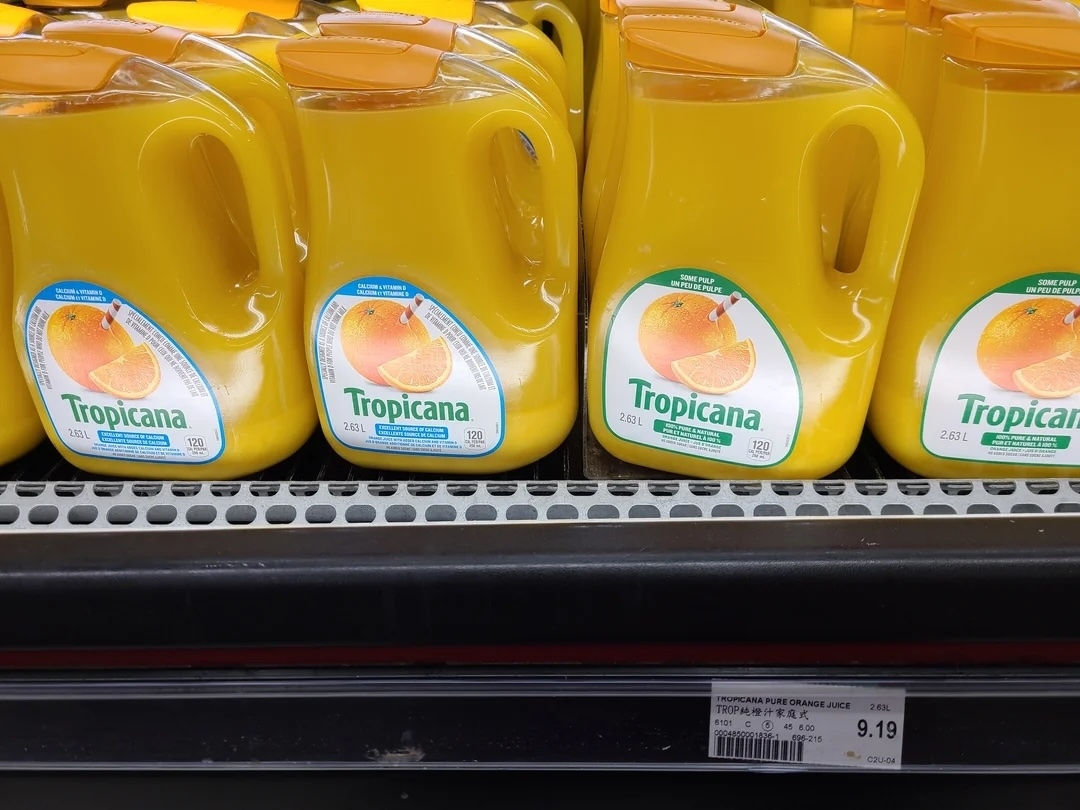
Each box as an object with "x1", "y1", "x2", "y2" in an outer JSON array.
[
  {"x1": 0, "y1": 668, "x2": 1079, "y2": 770},
  {"x1": 2, "y1": 431, "x2": 1080, "y2": 654}
]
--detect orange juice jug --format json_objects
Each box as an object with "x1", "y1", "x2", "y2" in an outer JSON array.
[
  {"x1": 127, "y1": 1, "x2": 308, "y2": 71},
  {"x1": 808, "y1": 0, "x2": 853, "y2": 52},
  {"x1": 198, "y1": 0, "x2": 343, "y2": 35},
  {"x1": 871, "y1": 13, "x2": 1080, "y2": 478},
  {"x1": 0, "y1": 183, "x2": 44, "y2": 465},
  {"x1": 0, "y1": 4, "x2": 55, "y2": 37},
  {"x1": 42, "y1": 18, "x2": 308, "y2": 261},
  {"x1": 278, "y1": 36, "x2": 578, "y2": 473},
  {"x1": 354, "y1": 0, "x2": 580, "y2": 157},
  {"x1": 587, "y1": 13, "x2": 923, "y2": 478},
  {"x1": 24, "y1": 0, "x2": 127, "y2": 20},
  {"x1": 315, "y1": 10, "x2": 566, "y2": 262},
  {"x1": 897, "y1": 0, "x2": 1075, "y2": 136},
  {"x1": 0, "y1": 39, "x2": 314, "y2": 479},
  {"x1": 584, "y1": 2, "x2": 812, "y2": 287}
]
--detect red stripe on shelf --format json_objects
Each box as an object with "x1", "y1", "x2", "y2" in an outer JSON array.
[{"x1": 0, "y1": 642, "x2": 1078, "y2": 669}]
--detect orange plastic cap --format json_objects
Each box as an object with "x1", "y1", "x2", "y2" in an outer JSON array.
[
  {"x1": 198, "y1": 0, "x2": 303, "y2": 21},
  {"x1": 42, "y1": 19, "x2": 191, "y2": 61},
  {"x1": 944, "y1": 10, "x2": 1080, "y2": 65},
  {"x1": 354, "y1": 0, "x2": 474, "y2": 24},
  {"x1": 26, "y1": 0, "x2": 108, "y2": 9},
  {"x1": 907, "y1": 0, "x2": 1075, "y2": 29},
  {"x1": 622, "y1": 9, "x2": 798, "y2": 75},
  {"x1": 129, "y1": 1, "x2": 257, "y2": 35},
  {"x1": 0, "y1": 3, "x2": 52, "y2": 37},
  {"x1": 607, "y1": 0, "x2": 737, "y2": 15},
  {"x1": 316, "y1": 11, "x2": 456, "y2": 48},
  {"x1": 277, "y1": 35, "x2": 442, "y2": 88},
  {"x1": 0, "y1": 39, "x2": 129, "y2": 93}
]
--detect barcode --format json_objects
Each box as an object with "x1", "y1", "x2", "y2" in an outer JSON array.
[{"x1": 712, "y1": 734, "x2": 805, "y2": 763}]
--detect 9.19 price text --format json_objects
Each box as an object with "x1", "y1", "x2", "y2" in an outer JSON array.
[{"x1": 857, "y1": 719, "x2": 898, "y2": 739}]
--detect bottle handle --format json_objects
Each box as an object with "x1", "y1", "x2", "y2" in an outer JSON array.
[
  {"x1": 468, "y1": 91, "x2": 578, "y2": 318},
  {"x1": 803, "y1": 94, "x2": 925, "y2": 347},
  {"x1": 509, "y1": 0, "x2": 585, "y2": 156},
  {"x1": 151, "y1": 85, "x2": 299, "y2": 299}
]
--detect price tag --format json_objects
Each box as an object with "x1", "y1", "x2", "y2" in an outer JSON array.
[{"x1": 708, "y1": 682, "x2": 905, "y2": 770}]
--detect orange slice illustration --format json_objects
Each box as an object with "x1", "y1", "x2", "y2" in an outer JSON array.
[
  {"x1": 378, "y1": 337, "x2": 453, "y2": 393},
  {"x1": 1014, "y1": 350, "x2": 1080, "y2": 399},
  {"x1": 88, "y1": 343, "x2": 161, "y2": 400},
  {"x1": 671, "y1": 339, "x2": 756, "y2": 395}
]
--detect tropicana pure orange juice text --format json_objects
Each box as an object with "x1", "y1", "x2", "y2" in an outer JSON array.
[
  {"x1": 0, "y1": 39, "x2": 314, "y2": 479},
  {"x1": 587, "y1": 11, "x2": 923, "y2": 478},
  {"x1": 871, "y1": 13, "x2": 1080, "y2": 478},
  {"x1": 278, "y1": 37, "x2": 578, "y2": 474}
]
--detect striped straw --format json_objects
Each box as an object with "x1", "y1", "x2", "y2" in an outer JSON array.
[
  {"x1": 399, "y1": 294, "x2": 424, "y2": 325},
  {"x1": 1066, "y1": 304, "x2": 1080, "y2": 326},
  {"x1": 101, "y1": 299, "x2": 122, "y2": 331},
  {"x1": 708, "y1": 291, "x2": 741, "y2": 322}
]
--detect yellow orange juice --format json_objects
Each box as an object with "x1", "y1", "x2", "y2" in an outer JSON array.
[
  {"x1": 0, "y1": 40, "x2": 313, "y2": 478},
  {"x1": 354, "y1": 0, "x2": 579, "y2": 154},
  {"x1": 278, "y1": 37, "x2": 578, "y2": 474},
  {"x1": 24, "y1": 0, "x2": 128, "y2": 19},
  {"x1": 0, "y1": 193, "x2": 44, "y2": 465},
  {"x1": 584, "y1": 1, "x2": 812, "y2": 287},
  {"x1": 43, "y1": 19, "x2": 308, "y2": 261},
  {"x1": 588, "y1": 13, "x2": 923, "y2": 478},
  {"x1": 127, "y1": 2, "x2": 308, "y2": 72},
  {"x1": 808, "y1": 0, "x2": 852, "y2": 52},
  {"x1": 774, "y1": 0, "x2": 810, "y2": 24},
  {"x1": 872, "y1": 13, "x2": 1080, "y2": 477},
  {"x1": 897, "y1": 0, "x2": 1076, "y2": 138},
  {"x1": 315, "y1": 11, "x2": 566, "y2": 266}
]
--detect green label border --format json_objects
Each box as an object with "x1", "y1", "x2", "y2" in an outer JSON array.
[
  {"x1": 600, "y1": 269, "x2": 802, "y2": 469},
  {"x1": 919, "y1": 271, "x2": 1080, "y2": 467}
]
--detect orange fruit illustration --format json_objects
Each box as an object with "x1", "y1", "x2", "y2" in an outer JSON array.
[
  {"x1": 88, "y1": 344, "x2": 161, "y2": 400},
  {"x1": 977, "y1": 298, "x2": 1078, "y2": 391},
  {"x1": 378, "y1": 337, "x2": 453, "y2": 393},
  {"x1": 340, "y1": 300, "x2": 430, "y2": 384},
  {"x1": 638, "y1": 293, "x2": 737, "y2": 381},
  {"x1": 1013, "y1": 350, "x2": 1080, "y2": 399},
  {"x1": 671, "y1": 339, "x2": 756, "y2": 395},
  {"x1": 47, "y1": 304, "x2": 135, "y2": 391}
]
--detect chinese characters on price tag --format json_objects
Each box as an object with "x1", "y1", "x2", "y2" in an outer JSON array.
[{"x1": 708, "y1": 682, "x2": 906, "y2": 769}]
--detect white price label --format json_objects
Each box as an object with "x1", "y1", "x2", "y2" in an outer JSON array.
[{"x1": 708, "y1": 682, "x2": 905, "y2": 770}]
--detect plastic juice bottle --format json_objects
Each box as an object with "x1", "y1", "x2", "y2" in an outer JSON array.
[
  {"x1": 587, "y1": 13, "x2": 923, "y2": 479},
  {"x1": 897, "y1": 0, "x2": 1076, "y2": 137},
  {"x1": 808, "y1": 0, "x2": 853, "y2": 53},
  {"x1": 315, "y1": 11, "x2": 566, "y2": 264},
  {"x1": 354, "y1": 0, "x2": 580, "y2": 158},
  {"x1": 23, "y1": 0, "x2": 128, "y2": 20},
  {"x1": 0, "y1": 188, "x2": 44, "y2": 465},
  {"x1": 278, "y1": 36, "x2": 578, "y2": 473},
  {"x1": 584, "y1": 2, "x2": 812, "y2": 288},
  {"x1": 198, "y1": 0, "x2": 343, "y2": 35},
  {"x1": 871, "y1": 14, "x2": 1080, "y2": 478},
  {"x1": 42, "y1": 18, "x2": 309, "y2": 262},
  {"x1": 127, "y1": 2, "x2": 308, "y2": 72},
  {"x1": 0, "y1": 39, "x2": 314, "y2": 479},
  {"x1": 0, "y1": 4, "x2": 55, "y2": 37}
]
